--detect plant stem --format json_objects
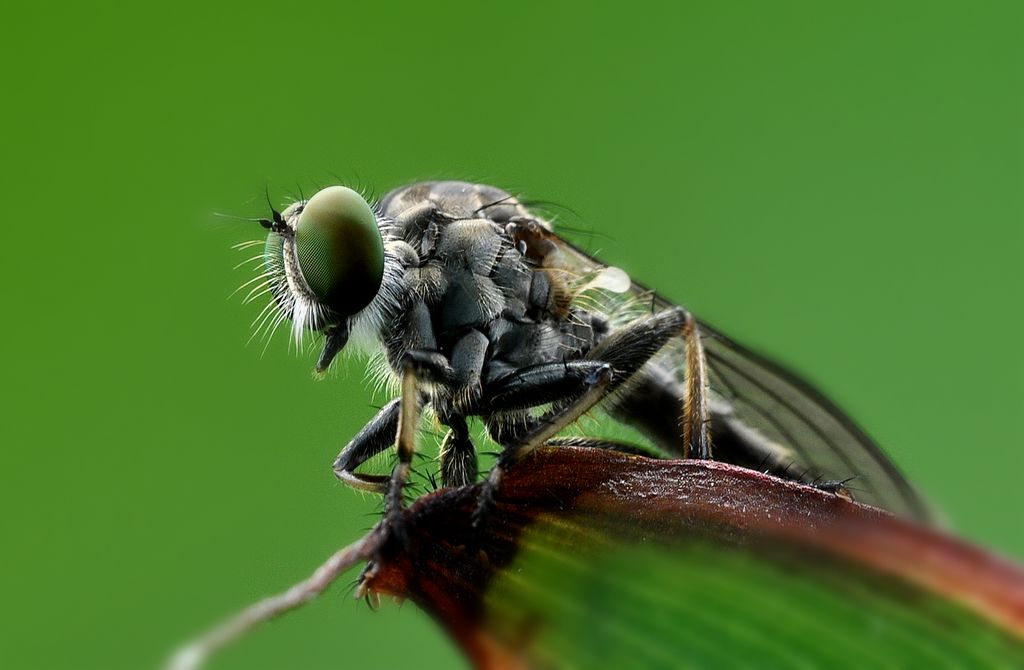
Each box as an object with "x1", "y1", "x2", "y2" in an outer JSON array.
[{"x1": 165, "y1": 527, "x2": 382, "y2": 670}]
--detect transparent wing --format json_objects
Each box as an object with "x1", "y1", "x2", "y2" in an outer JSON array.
[
  {"x1": 541, "y1": 228, "x2": 932, "y2": 522},
  {"x1": 699, "y1": 324, "x2": 931, "y2": 521}
]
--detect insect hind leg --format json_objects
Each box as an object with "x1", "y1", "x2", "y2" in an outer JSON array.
[
  {"x1": 474, "y1": 364, "x2": 613, "y2": 527},
  {"x1": 473, "y1": 308, "x2": 701, "y2": 524},
  {"x1": 683, "y1": 315, "x2": 713, "y2": 459},
  {"x1": 546, "y1": 436, "x2": 664, "y2": 458}
]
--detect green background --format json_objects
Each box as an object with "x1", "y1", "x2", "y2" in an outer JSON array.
[{"x1": 2, "y1": 1, "x2": 1021, "y2": 668}]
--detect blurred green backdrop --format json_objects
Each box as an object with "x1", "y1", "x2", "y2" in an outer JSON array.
[{"x1": 2, "y1": 1, "x2": 1021, "y2": 668}]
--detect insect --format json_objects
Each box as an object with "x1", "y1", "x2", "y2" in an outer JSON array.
[{"x1": 240, "y1": 180, "x2": 931, "y2": 527}]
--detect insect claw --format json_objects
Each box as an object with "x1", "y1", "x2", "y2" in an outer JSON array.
[
  {"x1": 814, "y1": 478, "x2": 858, "y2": 503},
  {"x1": 354, "y1": 565, "x2": 374, "y2": 602}
]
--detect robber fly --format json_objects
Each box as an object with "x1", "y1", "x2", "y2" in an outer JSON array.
[{"x1": 242, "y1": 180, "x2": 930, "y2": 524}]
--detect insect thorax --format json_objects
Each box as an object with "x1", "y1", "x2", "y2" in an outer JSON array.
[{"x1": 373, "y1": 181, "x2": 609, "y2": 400}]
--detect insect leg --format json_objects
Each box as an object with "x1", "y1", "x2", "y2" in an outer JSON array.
[
  {"x1": 383, "y1": 361, "x2": 421, "y2": 526},
  {"x1": 437, "y1": 414, "x2": 477, "y2": 488},
  {"x1": 506, "y1": 364, "x2": 612, "y2": 461},
  {"x1": 430, "y1": 331, "x2": 490, "y2": 488},
  {"x1": 683, "y1": 315, "x2": 713, "y2": 459},
  {"x1": 814, "y1": 477, "x2": 857, "y2": 502},
  {"x1": 546, "y1": 436, "x2": 663, "y2": 458},
  {"x1": 585, "y1": 307, "x2": 689, "y2": 390},
  {"x1": 484, "y1": 360, "x2": 617, "y2": 411},
  {"x1": 481, "y1": 360, "x2": 618, "y2": 446},
  {"x1": 332, "y1": 398, "x2": 401, "y2": 494},
  {"x1": 474, "y1": 364, "x2": 612, "y2": 526},
  {"x1": 485, "y1": 308, "x2": 690, "y2": 446},
  {"x1": 435, "y1": 357, "x2": 601, "y2": 489}
]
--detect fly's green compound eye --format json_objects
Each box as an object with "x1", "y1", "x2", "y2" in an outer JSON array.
[{"x1": 293, "y1": 186, "x2": 384, "y2": 317}]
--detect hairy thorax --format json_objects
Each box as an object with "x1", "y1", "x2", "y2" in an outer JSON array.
[{"x1": 375, "y1": 182, "x2": 608, "y2": 410}]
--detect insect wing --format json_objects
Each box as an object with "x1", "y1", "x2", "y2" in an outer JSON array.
[
  {"x1": 699, "y1": 325, "x2": 931, "y2": 521},
  {"x1": 539, "y1": 225, "x2": 931, "y2": 522}
]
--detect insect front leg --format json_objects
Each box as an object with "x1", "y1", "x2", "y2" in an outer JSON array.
[
  {"x1": 383, "y1": 359, "x2": 423, "y2": 528},
  {"x1": 383, "y1": 344, "x2": 478, "y2": 504},
  {"x1": 330, "y1": 344, "x2": 469, "y2": 493},
  {"x1": 355, "y1": 358, "x2": 428, "y2": 589},
  {"x1": 332, "y1": 398, "x2": 401, "y2": 494}
]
